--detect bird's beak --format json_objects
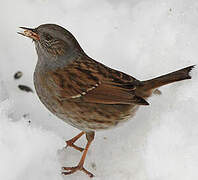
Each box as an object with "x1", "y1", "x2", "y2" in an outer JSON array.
[{"x1": 18, "y1": 27, "x2": 40, "y2": 41}]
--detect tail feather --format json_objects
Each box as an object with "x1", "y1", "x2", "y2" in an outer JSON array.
[{"x1": 141, "y1": 65, "x2": 195, "y2": 91}]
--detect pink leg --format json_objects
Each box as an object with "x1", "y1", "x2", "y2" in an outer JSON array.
[
  {"x1": 62, "y1": 132, "x2": 95, "y2": 178},
  {"x1": 66, "y1": 132, "x2": 85, "y2": 152}
]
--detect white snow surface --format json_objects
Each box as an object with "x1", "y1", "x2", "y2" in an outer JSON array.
[{"x1": 0, "y1": 0, "x2": 198, "y2": 180}]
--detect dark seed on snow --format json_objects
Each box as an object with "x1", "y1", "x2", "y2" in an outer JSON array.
[
  {"x1": 14, "y1": 71, "x2": 23, "y2": 79},
  {"x1": 18, "y1": 85, "x2": 33, "y2": 93}
]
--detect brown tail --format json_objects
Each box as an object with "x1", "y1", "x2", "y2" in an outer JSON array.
[{"x1": 141, "y1": 65, "x2": 195, "y2": 91}]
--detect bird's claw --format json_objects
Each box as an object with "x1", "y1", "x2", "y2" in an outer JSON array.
[
  {"x1": 65, "y1": 140, "x2": 84, "y2": 152},
  {"x1": 62, "y1": 165, "x2": 94, "y2": 178}
]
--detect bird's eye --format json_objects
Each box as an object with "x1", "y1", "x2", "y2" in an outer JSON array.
[{"x1": 45, "y1": 34, "x2": 53, "y2": 41}]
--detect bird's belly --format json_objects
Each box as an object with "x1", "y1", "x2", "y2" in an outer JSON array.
[
  {"x1": 50, "y1": 100, "x2": 139, "y2": 131},
  {"x1": 34, "y1": 72, "x2": 139, "y2": 132}
]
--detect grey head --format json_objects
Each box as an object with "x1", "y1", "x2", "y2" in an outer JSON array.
[{"x1": 19, "y1": 24, "x2": 85, "y2": 68}]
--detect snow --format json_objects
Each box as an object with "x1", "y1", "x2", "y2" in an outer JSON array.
[
  {"x1": 0, "y1": 100, "x2": 63, "y2": 180},
  {"x1": 0, "y1": 0, "x2": 198, "y2": 180}
]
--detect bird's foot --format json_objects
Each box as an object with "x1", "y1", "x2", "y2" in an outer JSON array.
[
  {"x1": 65, "y1": 139, "x2": 84, "y2": 152},
  {"x1": 63, "y1": 132, "x2": 95, "y2": 178},
  {"x1": 65, "y1": 132, "x2": 85, "y2": 152},
  {"x1": 62, "y1": 164, "x2": 94, "y2": 178}
]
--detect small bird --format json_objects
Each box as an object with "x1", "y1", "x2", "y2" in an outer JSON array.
[{"x1": 19, "y1": 24, "x2": 194, "y2": 177}]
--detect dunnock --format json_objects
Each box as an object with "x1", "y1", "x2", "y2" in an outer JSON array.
[{"x1": 19, "y1": 24, "x2": 194, "y2": 177}]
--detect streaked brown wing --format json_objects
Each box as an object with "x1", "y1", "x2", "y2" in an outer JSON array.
[
  {"x1": 80, "y1": 83, "x2": 148, "y2": 105},
  {"x1": 46, "y1": 57, "x2": 149, "y2": 105}
]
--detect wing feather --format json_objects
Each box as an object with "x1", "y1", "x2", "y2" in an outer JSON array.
[{"x1": 46, "y1": 57, "x2": 149, "y2": 105}]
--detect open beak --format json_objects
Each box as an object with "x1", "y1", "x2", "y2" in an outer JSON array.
[{"x1": 18, "y1": 27, "x2": 40, "y2": 41}]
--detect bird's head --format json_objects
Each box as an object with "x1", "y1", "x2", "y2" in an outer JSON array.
[{"x1": 18, "y1": 24, "x2": 83, "y2": 60}]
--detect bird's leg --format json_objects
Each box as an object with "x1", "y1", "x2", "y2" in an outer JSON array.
[
  {"x1": 62, "y1": 131, "x2": 95, "y2": 178},
  {"x1": 66, "y1": 132, "x2": 85, "y2": 152}
]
